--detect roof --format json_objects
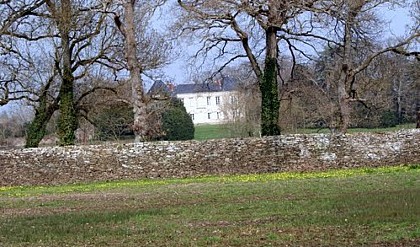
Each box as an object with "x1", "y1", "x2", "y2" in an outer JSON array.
[
  {"x1": 148, "y1": 77, "x2": 238, "y2": 97},
  {"x1": 147, "y1": 80, "x2": 171, "y2": 96}
]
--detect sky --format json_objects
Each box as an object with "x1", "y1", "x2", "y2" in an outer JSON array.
[
  {"x1": 162, "y1": 5, "x2": 416, "y2": 86},
  {"x1": 380, "y1": 5, "x2": 413, "y2": 37}
]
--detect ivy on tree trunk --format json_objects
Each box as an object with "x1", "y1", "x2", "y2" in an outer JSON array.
[
  {"x1": 56, "y1": 0, "x2": 78, "y2": 146},
  {"x1": 25, "y1": 95, "x2": 57, "y2": 148},
  {"x1": 57, "y1": 75, "x2": 77, "y2": 146},
  {"x1": 260, "y1": 57, "x2": 280, "y2": 136}
]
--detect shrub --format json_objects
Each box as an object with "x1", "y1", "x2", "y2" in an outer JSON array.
[
  {"x1": 161, "y1": 98, "x2": 194, "y2": 141},
  {"x1": 94, "y1": 104, "x2": 134, "y2": 141},
  {"x1": 380, "y1": 110, "x2": 398, "y2": 128}
]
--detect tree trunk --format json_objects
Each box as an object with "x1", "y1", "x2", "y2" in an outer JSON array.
[
  {"x1": 416, "y1": 95, "x2": 420, "y2": 129},
  {"x1": 56, "y1": 0, "x2": 78, "y2": 146},
  {"x1": 416, "y1": 82, "x2": 419, "y2": 128},
  {"x1": 337, "y1": 69, "x2": 350, "y2": 134},
  {"x1": 57, "y1": 70, "x2": 77, "y2": 146},
  {"x1": 25, "y1": 95, "x2": 57, "y2": 148},
  {"x1": 335, "y1": 2, "x2": 366, "y2": 134},
  {"x1": 260, "y1": 27, "x2": 280, "y2": 136},
  {"x1": 122, "y1": 0, "x2": 148, "y2": 142},
  {"x1": 336, "y1": 15, "x2": 355, "y2": 134}
]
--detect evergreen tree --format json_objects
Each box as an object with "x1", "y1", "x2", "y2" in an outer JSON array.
[{"x1": 161, "y1": 98, "x2": 194, "y2": 141}]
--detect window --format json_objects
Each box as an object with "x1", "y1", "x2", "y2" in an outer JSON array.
[
  {"x1": 207, "y1": 96, "x2": 211, "y2": 105},
  {"x1": 190, "y1": 114, "x2": 194, "y2": 120},
  {"x1": 233, "y1": 110, "x2": 240, "y2": 118},
  {"x1": 217, "y1": 112, "x2": 220, "y2": 119},
  {"x1": 215, "y1": 96, "x2": 220, "y2": 105},
  {"x1": 189, "y1": 97, "x2": 194, "y2": 107},
  {"x1": 230, "y1": 95, "x2": 237, "y2": 104},
  {"x1": 208, "y1": 113, "x2": 211, "y2": 119}
]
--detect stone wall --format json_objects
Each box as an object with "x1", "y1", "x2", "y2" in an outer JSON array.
[{"x1": 1, "y1": 129, "x2": 419, "y2": 186}]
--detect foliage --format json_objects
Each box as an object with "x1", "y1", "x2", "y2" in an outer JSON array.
[
  {"x1": 0, "y1": 117, "x2": 28, "y2": 140},
  {"x1": 161, "y1": 98, "x2": 194, "y2": 141},
  {"x1": 93, "y1": 104, "x2": 134, "y2": 141},
  {"x1": 92, "y1": 98, "x2": 193, "y2": 142},
  {"x1": 380, "y1": 110, "x2": 399, "y2": 128},
  {"x1": 278, "y1": 48, "x2": 419, "y2": 131},
  {"x1": 352, "y1": 109, "x2": 400, "y2": 129}
]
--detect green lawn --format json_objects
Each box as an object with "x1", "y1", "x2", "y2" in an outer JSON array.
[
  {"x1": 194, "y1": 124, "x2": 233, "y2": 140},
  {"x1": 1, "y1": 165, "x2": 420, "y2": 246}
]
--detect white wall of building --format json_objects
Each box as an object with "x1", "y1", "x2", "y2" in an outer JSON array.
[{"x1": 176, "y1": 91, "x2": 235, "y2": 125}]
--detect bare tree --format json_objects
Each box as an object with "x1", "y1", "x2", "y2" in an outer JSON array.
[
  {"x1": 219, "y1": 64, "x2": 261, "y2": 137},
  {"x1": 316, "y1": 0, "x2": 419, "y2": 133},
  {"x1": 0, "y1": 106, "x2": 32, "y2": 147},
  {"x1": 111, "y1": 0, "x2": 170, "y2": 142},
  {"x1": 0, "y1": 0, "x2": 61, "y2": 146},
  {"x1": 1, "y1": 0, "x2": 121, "y2": 147},
  {"x1": 176, "y1": 0, "x2": 419, "y2": 134},
  {"x1": 0, "y1": 0, "x2": 45, "y2": 107},
  {"x1": 113, "y1": 0, "x2": 148, "y2": 142},
  {"x1": 44, "y1": 0, "x2": 120, "y2": 145},
  {"x1": 176, "y1": 0, "x2": 326, "y2": 136}
]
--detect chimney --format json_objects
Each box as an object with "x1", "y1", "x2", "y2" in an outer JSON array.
[
  {"x1": 215, "y1": 79, "x2": 222, "y2": 89},
  {"x1": 166, "y1": 82, "x2": 175, "y2": 92}
]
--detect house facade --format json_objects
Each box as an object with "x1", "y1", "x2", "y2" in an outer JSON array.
[
  {"x1": 149, "y1": 78, "x2": 239, "y2": 125},
  {"x1": 175, "y1": 77, "x2": 239, "y2": 125}
]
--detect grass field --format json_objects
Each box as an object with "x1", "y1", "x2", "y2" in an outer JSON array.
[
  {"x1": 1, "y1": 165, "x2": 420, "y2": 246},
  {"x1": 194, "y1": 124, "x2": 233, "y2": 140}
]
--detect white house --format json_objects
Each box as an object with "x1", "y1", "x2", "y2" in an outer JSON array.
[{"x1": 149, "y1": 78, "x2": 239, "y2": 125}]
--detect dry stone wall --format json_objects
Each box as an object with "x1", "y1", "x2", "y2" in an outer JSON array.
[{"x1": 1, "y1": 129, "x2": 419, "y2": 186}]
